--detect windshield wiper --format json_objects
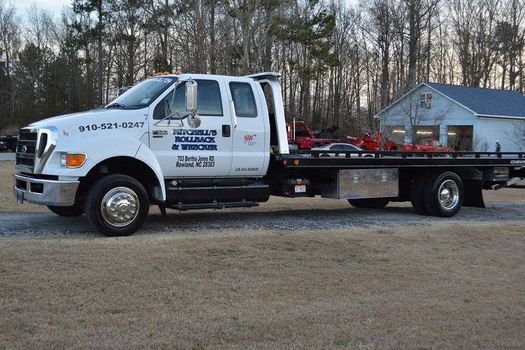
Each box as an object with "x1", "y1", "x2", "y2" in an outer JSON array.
[{"x1": 106, "y1": 102, "x2": 126, "y2": 109}]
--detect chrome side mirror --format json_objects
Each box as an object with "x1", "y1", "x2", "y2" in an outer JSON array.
[
  {"x1": 187, "y1": 114, "x2": 201, "y2": 128},
  {"x1": 186, "y1": 80, "x2": 198, "y2": 112}
]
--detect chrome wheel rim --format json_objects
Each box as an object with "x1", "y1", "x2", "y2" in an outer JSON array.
[
  {"x1": 438, "y1": 180, "x2": 459, "y2": 211},
  {"x1": 101, "y1": 187, "x2": 140, "y2": 227}
]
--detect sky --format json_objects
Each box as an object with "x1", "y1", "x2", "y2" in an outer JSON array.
[
  {"x1": 14, "y1": 0, "x2": 358, "y2": 17},
  {"x1": 15, "y1": 0, "x2": 72, "y2": 17}
]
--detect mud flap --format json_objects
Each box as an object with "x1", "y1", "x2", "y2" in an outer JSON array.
[{"x1": 463, "y1": 180, "x2": 485, "y2": 208}]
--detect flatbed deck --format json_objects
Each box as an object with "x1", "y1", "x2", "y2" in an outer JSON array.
[{"x1": 276, "y1": 151, "x2": 525, "y2": 169}]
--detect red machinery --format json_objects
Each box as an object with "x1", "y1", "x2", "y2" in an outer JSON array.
[
  {"x1": 399, "y1": 138, "x2": 453, "y2": 152},
  {"x1": 287, "y1": 119, "x2": 340, "y2": 149},
  {"x1": 347, "y1": 131, "x2": 398, "y2": 151}
]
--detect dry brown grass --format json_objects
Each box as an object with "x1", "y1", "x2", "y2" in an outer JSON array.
[
  {"x1": 1, "y1": 160, "x2": 525, "y2": 349},
  {"x1": 1, "y1": 222, "x2": 525, "y2": 349}
]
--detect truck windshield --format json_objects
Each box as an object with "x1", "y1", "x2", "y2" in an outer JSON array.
[{"x1": 107, "y1": 76, "x2": 177, "y2": 109}]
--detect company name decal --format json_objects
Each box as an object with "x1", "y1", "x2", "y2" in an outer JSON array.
[{"x1": 172, "y1": 129, "x2": 218, "y2": 151}]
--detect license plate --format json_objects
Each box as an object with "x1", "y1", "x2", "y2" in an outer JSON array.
[
  {"x1": 16, "y1": 189, "x2": 24, "y2": 204},
  {"x1": 294, "y1": 184, "x2": 306, "y2": 193}
]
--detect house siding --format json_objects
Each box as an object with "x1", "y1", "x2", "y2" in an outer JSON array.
[
  {"x1": 474, "y1": 118, "x2": 525, "y2": 152},
  {"x1": 378, "y1": 84, "x2": 525, "y2": 152}
]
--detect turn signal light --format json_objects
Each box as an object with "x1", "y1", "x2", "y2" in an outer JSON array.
[
  {"x1": 62, "y1": 153, "x2": 86, "y2": 168},
  {"x1": 293, "y1": 159, "x2": 300, "y2": 166}
]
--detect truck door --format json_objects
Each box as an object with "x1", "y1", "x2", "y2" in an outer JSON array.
[
  {"x1": 148, "y1": 78, "x2": 233, "y2": 178},
  {"x1": 226, "y1": 79, "x2": 270, "y2": 177}
]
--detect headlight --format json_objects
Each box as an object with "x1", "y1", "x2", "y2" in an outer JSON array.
[{"x1": 60, "y1": 153, "x2": 87, "y2": 168}]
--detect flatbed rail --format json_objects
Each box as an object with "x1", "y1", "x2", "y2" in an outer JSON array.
[{"x1": 276, "y1": 151, "x2": 525, "y2": 169}]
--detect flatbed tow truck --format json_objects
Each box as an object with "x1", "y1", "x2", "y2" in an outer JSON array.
[{"x1": 13, "y1": 72, "x2": 525, "y2": 235}]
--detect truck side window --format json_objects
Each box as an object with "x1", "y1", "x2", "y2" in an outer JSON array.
[
  {"x1": 153, "y1": 79, "x2": 223, "y2": 119},
  {"x1": 229, "y1": 82, "x2": 257, "y2": 118}
]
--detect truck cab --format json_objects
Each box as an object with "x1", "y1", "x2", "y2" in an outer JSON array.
[{"x1": 13, "y1": 73, "x2": 289, "y2": 235}]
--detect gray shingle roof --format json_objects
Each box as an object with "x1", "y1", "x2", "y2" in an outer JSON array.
[{"x1": 425, "y1": 82, "x2": 525, "y2": 118}]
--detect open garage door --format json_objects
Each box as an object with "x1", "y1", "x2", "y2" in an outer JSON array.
[{"x1": 448, "y1": 125, "x2": 473, "y2": 151}]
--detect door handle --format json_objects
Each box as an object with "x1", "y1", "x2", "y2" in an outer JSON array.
[{"x1": 222, "y1": 124, "x2": 231, "y2": 137}]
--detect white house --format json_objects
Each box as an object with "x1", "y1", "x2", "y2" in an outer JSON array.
[{"x1": 376, "y1": 82, "x2": 525, "y2": 152}]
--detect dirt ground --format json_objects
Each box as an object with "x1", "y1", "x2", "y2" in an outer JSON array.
[{"x1": 1, "y1": 160, "x2": 524, "y2": 349}]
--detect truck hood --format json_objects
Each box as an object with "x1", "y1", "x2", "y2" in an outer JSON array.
[{"x1": 28, "y1": 108, "x2": 148, "y2": 129}]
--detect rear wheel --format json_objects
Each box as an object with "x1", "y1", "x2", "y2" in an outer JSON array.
[
  {"x1": 47, "y1": 205, "x2": 84, "y2": 217},
  {"x1": 348, "y1": 198, "x2": 390, "y2": 209},
  {"x1": 422, "y1": 171, "x2": 463, "y2": 217},
  {"x1": 410, "y1": 177, "x2": 428, "y2": 214},
  {"x1": 85, "y1": 174, "x2": 149, "y2": 236}
]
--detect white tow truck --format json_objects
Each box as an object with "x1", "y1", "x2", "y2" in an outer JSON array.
[{"x1": 13, "y1": 72, "x2": 525, "y2": 235}]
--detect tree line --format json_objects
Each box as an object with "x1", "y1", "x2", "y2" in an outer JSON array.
[{"x1": 1, "y1": 0, "x2": 525, "y2": 135}]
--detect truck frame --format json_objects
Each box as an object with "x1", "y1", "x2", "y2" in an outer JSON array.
[{"x1": 13, "y1": 72, "x2": 525, "y2": 235}]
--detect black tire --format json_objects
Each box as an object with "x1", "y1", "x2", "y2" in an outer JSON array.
[
  {"x1": 84, "y1": 174, "x2": 149, "y2": 236},
  {"x1": 47, "y1": 205, "x2": 84, "y2": 217},
  {"x1": 348, "y1": 198, "x2": 390, "y2": 209},
  {"x1": 410, "y1": 177, "x2": 428, "y2": 215},
  {"x1": 422, "y1": 171, "x2": 464, "y2": 217}
]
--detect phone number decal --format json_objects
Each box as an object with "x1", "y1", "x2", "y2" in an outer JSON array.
[{"x1": 78, "y1": 122, "x2": 145, "y2": 132}]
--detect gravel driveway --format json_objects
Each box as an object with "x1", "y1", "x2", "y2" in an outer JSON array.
[{"x1": 1, "y1": 201, "x2": 523, "y2": 237}]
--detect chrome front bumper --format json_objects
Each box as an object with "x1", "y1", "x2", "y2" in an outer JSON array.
[{"x1": 13, "y1": 173, "x2": 79, "y2": 206}]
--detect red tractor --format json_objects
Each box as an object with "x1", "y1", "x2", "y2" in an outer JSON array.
[
  {"x1": 399, "y1": 138, "x2": 453, "y2": 152},
  {"x1": 347, "y1": 131, "x2": 398, "y2": 151},
  {"x1": 287, "y1": 120, "x2": 340, "y2": 150}
]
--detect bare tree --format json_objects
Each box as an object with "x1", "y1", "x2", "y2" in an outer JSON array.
[
  {"x1": 450, "y1": 0, "x2": 500, "y2": 87},
  {"x1": 406, "y1": 0, "x2": 440, "y2": 89},
  {"x1": 0, "y1": 0, "x2": 20, "y2": 127}
]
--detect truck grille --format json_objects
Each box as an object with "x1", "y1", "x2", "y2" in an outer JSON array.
[{"x1": 16, "y1": 129, "x2": 38, "y2": 171}]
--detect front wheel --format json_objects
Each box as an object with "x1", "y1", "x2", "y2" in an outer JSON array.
[
  {"x1": 47, "y1": 205, "x2": 84, "y2": 217},
  {"x1": 85, "y1": 174, "x2": 149, "y2": 236},
  {"x1": 348, "y1": 198, "x2": 390, "y2": 209}
]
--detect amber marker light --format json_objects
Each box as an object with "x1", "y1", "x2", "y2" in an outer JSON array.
[
  {"x1": 293, "y1": 159, "x2": 300, "y2": 166},
  {"x1": 283, "y1": 160, "x2": 288, "y2": 166},
  {"x1": 61, "y1": 153, "x2": 87, "y2": 168}
]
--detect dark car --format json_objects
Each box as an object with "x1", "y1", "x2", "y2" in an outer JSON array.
[{"x1": 0, "y1": 135, "x2": 18, "y2": 152}]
